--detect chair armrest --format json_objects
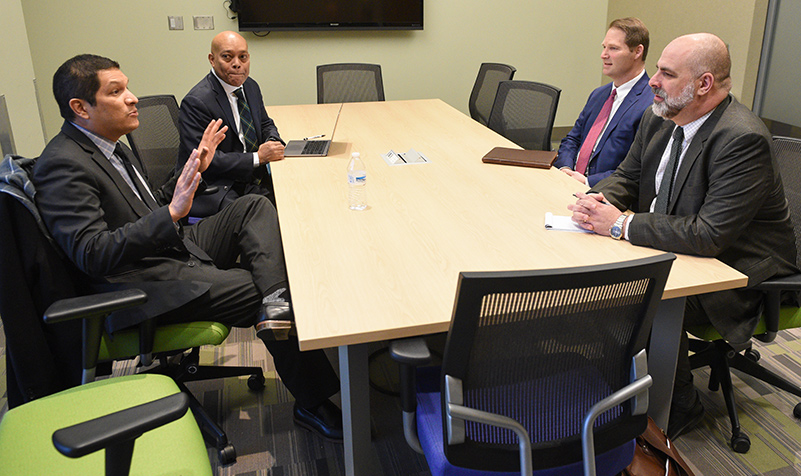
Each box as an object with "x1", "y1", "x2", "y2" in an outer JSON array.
[
  {"x1": 43, "y1": 289, "x2": 148, "y2": 383},
  {"x1": 389, "y1": 338, "x2": 433, "y2": 454},
  {"x1": 753, "y1": 274, "x2": 801, "y2": 343},
  {"x1": 43, "y1": 289, "x2": 148, "y2": 324},
  {"x1": 53, "y1": 392, "x2": 189, "y2": 474},
  {"x1": 389, "y1": 338, "x2": 432, "y2": 366}
]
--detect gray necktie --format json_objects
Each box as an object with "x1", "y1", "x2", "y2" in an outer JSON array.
[{"x1": 654, "y1": 126, "x2": 684, "y2": 214}]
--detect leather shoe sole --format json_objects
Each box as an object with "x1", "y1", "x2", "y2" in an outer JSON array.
[
  {"x1": 293, "y1": 401, "x2": 344, "y2": 442},
  {"x1": 256, "y1": 301, "x2": 294, "y2": 341}
]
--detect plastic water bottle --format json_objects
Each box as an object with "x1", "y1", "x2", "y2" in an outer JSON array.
[{"x1": 347, "y1": 152, "x2": 367, "y2": 210}]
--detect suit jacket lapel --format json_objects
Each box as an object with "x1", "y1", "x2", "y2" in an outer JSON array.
[
  {"x1": 595, "y1": 74, "x2": 649, "y2": 159},
  {"x1": 207, "y1": 73, "x2": 238, "y2": 140},
  {"x1": 61, "y1": 123, "x2": 152, "y2": 217},
  {"x1": 640, "y1": 120, "x2": 674, "y2": 210},
  {"x1": 667, "y1": 95, "x2": 732, "y2": 213}
]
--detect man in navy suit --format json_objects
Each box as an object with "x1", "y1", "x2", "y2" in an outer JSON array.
[
  {"x1": 554, "y1": 18, "x2": 654, "y2": 187},
  {"x1": 179, "y1": 31, "x2": 285, "y2": 216}
]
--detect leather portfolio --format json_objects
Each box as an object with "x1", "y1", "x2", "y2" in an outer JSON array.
[{"x1": 481, "y1": 147, "x2": 557, "y2": 169}]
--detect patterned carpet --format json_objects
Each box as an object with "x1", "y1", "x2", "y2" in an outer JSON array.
[{"x1": 3, "y1": 322, "x2": 801, "y2": 475}]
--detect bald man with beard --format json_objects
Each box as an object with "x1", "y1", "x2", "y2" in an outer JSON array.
[
  {"x1": 179, "y1": 31, "x2": 285, "y2": 217},
  {"x1": 569, "y1": 33, "x2": 799, "y2": 439}
]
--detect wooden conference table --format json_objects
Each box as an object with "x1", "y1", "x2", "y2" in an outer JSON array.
[{"x1": 268, "y1": 99, "x2": 746, "y2": 475}]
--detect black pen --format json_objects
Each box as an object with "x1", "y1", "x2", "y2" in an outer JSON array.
[{"x1": 573, "y1": 193, "x2": 612, "y2": 206}]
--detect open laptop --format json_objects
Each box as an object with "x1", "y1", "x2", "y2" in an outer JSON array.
[{"x1": 284, "y1": 103, "x2": 343, "y2": 157}]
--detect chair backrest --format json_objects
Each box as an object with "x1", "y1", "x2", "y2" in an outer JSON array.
[
  {"x1": 317, "y1": 63, "x2": 385, "y2": 104},
  {"x1": 488, "y1": 80, "x2": 561, "y2": 151},
  {"x1": 439, "y1": 254, "x2": 674, "y2": 472},
  {"x1": 772, "y1": 136, "x2": 801, "y2": 265},
  {"x1": 0, "y1": 170, "x2": 84, "y2": 407},
  {"x1": 125, "y1": 94, "x2": 181, "y2": 190},
  {"x1": 469, "y1": 63, "x2": 516, "y2": 126}
]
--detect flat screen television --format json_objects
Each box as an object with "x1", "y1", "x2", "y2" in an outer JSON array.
[{"x1": 235, "y1": 0, "x2": 424, "y2": 32}]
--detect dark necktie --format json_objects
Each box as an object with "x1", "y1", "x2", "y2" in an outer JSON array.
[
  {"x1": 114, "y1": 143, "x2": 158, "y2": 210},
  {"x1": 575, "y1": 88, "x2": 617, "y2": 175},
  {"x1": 234, "y1": 88, "x2": 259, "y2": 153},
  {"x1": 654, "y1": 126, "x2": 685, "y2": 214}
]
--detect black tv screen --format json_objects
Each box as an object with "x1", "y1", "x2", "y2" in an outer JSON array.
[{"x1": 236, "y1": 0, "x2": 423, "y2": 31}]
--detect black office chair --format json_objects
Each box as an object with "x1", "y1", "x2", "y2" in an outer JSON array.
[
  {"x1": 317, "y1": 63, "x2": 385, "y2": 104},
  {"x1": 125, "y1": 95, "x2": 181, "y2": 191},
  {"x1": 391, "y1": 254, "x2": 675, "y2": 476},
  {"x1": 469, "y1": 63, "x2": 516, "y2": 126},
  {"x1": 488, "y1": 80, "x2": 561, "y2": 151},
  {"x1": 0, "y1": 155, "x2": 265, "y2": 466},
  {"x1": 686, "y1": 135, "x2": 801, "y2": 453}
]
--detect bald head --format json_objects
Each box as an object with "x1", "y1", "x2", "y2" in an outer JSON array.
[
  {"x1": 649, "y1": 33, "x2": 732, "y2": 125},
  {"x1": 209, "y1": 31, "x2": 250, "y2": 87},
  {"x1": 667, "y1": 33, "x2": 732, "y2": 92}
]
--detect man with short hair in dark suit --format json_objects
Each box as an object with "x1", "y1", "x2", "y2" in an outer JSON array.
[
  {"x1": 569, "y1": 33, "x2": 798, "y2": 440},
  {"x1": 555, "y1": 17, "x2": 654, "y2": 187},
  {"x1": 32, "y1": 54, "x2": 344, "y2": 441},
  {"x1": 178, "y1": 31, "x2": 285, "y2": 216}
]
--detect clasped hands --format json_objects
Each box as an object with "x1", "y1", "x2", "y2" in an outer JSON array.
[
  {"x1": 567, "y1": 191, "x2": 623, "y2": 237},
  {"x1": 169, "y1": 119, "x2": 227, "y2": 222}
]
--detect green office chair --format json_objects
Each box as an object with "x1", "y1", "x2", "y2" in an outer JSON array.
[
  {"x1": 0, "y1": 372, "x2": 211, "y2": 476},
  {"x1": 686, "y1": 135, "x2": 801, "y2": 453},
  {"x1": 0, "y1": 286, "x2": 211, "y2": 475},
  {"x1": 0, "y1": 155, "x2": 264, "y2": 466}
]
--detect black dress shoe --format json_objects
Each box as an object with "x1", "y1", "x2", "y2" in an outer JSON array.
[
  {"x1": 293, "y1": 400, "x2": 344, "y2": 442},
  {"x1": 255, "y1": 301, "x2": 294, "y2": 341},
  {"x1": 667, "y1": 388, "x2": 704, "y2": 440}
]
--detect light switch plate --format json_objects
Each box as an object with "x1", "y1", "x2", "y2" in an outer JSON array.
[
  {"x1": 168, "y1": 16, "x2": 184, "y2": 30},
  {"x1": 193, "y1": 15, "x2": 214, "y2": 30}
]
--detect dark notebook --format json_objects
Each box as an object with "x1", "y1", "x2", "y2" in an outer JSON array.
[{"x1": 481, "y1": 147, "x2": 557, "y2": 169}]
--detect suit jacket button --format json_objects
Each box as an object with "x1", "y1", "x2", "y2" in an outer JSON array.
[{"x1": 187, "y1": 260, "x2": 196, "y2": 267}]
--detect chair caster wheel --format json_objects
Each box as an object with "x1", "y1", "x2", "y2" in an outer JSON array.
[
  {"x1": 218, "y1": 444, "x2": 237, "y2": 465},
  {"x1": 731, "y1": 433, "x2": 750, "y2": 453},
  {"x1": 793, "y1": 402, "x2": 801, "y2": 419},
  {"x1": 744, "y1": 349, "x2": 760, "y2": 362},
  {"x1": 248, "y1": 373, "x2": 266, "y2": 391}
]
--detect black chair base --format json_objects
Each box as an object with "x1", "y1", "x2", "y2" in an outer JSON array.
[
  {"x1": 143, "y1": 347, "x2": 265, "y2": 466},
  {"x1": 690, "y1": 338, "x2": 801, "y2": 453}
]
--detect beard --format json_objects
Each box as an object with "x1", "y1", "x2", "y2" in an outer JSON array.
[{"x1": 652, "y1": 81, "x2": 696, "y2": 119}]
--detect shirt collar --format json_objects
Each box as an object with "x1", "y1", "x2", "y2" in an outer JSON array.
[
  {"x1": 71, "y1": 122, "x2": 117, "y2": 159},
  {"x1": 677, "y1": 108, "x2": 715, "y2": 147},
  {"x1": 211, "y1": 68, "x2": 241, "y2": 97},
  {"x1": 613, "y1": 68, "x2": 645, "y2": 97}
]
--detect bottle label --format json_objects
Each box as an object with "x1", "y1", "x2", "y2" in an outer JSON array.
[{"x1": 348, "y1": 174, "x2": 366, "y2": 185}]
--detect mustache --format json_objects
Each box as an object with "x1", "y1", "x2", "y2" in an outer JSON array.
[{"x1": 652, "y1": 87, "x2": 666, "y2": 96}]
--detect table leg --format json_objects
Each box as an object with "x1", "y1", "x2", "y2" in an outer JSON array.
[
  {"x1": 339, "y1": 343, "x2": 380, "y2": 476},
  {"x1": 648, "y1": 296, "x2": 686, "y2": 430}
]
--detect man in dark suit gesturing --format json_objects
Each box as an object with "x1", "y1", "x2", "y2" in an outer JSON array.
[
  {"x1": 179, "y1": 31, "x2": 285, "y2": 216},
  {"x1": 569, "y1": 34, "x2": 798, "y2": 439},
  {"x1": 32, "y1": 54, "x2": 344, "y2": 441},
  {"x1": 554, "y1": 17, "x2": 654, "y2": 187}
]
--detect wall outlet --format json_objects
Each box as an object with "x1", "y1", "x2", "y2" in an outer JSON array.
[
  {"x1": 168, "y1": 16, "x2": 184, "y2": 30},
  {"x1": 193, "y1": 16, "x2": 215, "y2": 30}
]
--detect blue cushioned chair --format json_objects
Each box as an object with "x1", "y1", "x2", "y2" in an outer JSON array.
[{"x1": 391, "y1": 254, "x2": 675, "y2": 476}]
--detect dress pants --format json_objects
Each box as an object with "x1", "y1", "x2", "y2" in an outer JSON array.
[{"x1": 156, "y1": 194, "x2": 339, "y2": 408}]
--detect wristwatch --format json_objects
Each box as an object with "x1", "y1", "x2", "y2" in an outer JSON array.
[{"x1": 610, "y1": 214, "x2": 626, "y2": 240}]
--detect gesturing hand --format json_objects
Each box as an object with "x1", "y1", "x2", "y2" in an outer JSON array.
[
  {"x1": 168, "y1": 148, "x2": 206, "y2": 222},
  {"x1": 197, "y1": 119, "x2": 227, "y2": 173}
]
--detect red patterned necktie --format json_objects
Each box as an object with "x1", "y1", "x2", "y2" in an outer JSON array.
[{"x1": 575, "y1": 88, "x2": 617, "y2": 175}]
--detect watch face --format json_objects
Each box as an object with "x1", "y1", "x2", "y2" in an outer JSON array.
[{"x1": 611, "y1": 226, "x2": 622, "y2": 239}]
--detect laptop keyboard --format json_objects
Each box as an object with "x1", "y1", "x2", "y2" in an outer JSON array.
[{"x1": 302, "y1": 140, "x2": 328, "y2": 155}]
